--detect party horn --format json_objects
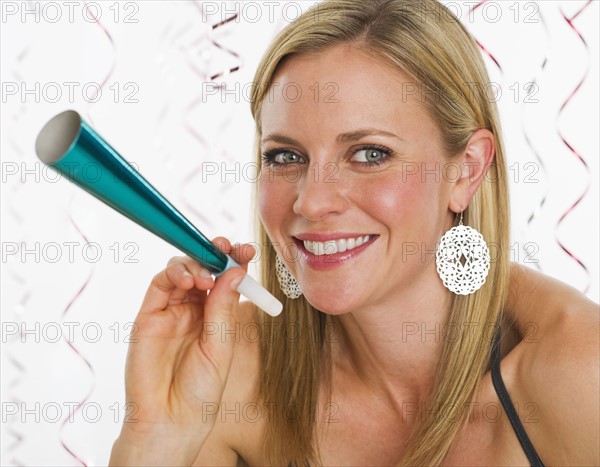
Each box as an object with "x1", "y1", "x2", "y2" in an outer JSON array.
[{"x1": 35, "y1": 110, "x2": 282, "y2": 317}]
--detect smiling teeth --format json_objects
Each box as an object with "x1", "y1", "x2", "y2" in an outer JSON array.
[{"x1": 303, "y1": 235, "x2": 371, "y2": 256}]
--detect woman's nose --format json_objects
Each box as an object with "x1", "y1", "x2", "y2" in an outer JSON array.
[{"x1": 292, "y1": 163, "x2": 349, "y2": 220}]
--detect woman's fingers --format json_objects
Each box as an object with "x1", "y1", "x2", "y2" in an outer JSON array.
[
  {"x1": 231, "y1": 242, "x2": 257, "y2": 268},
  {"x1": 211, "y1": 237, "x2": 256, "y2": 271},
  {"x1": 139, "y1": 261, "x2": 189, "y2": 314},
  {"x1": 211, "y1": 236, "x2": 232, "y2": 253},
  {"x1": 140, "y1": 257, "x2": 211, "y2": 314},
  {"x1": 166, "y1": 260, "x2": 202, "y2": 306},
  {"x1": 139, "y1": 238, "x2": 256, "y2": 315}
]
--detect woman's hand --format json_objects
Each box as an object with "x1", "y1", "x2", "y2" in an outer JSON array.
[{"x1": 109, "y1": 237, "x2": 255, "y2": 466}]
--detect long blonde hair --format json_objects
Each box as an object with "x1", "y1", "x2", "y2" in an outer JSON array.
[{"x1": 249, "y1": 0, "x2": 511, "y2": 464}]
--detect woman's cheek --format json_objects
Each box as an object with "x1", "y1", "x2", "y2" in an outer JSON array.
[
  {"x1": 355, "y1": 170, "x2": 429, "y2": 220},
  {"x1": 258, "y1": 175, "x2": 291, "y2": 240}
]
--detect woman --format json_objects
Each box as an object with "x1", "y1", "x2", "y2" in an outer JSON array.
[{"x1": 109, "y1": 0, "x2": 599, "y2": 465}]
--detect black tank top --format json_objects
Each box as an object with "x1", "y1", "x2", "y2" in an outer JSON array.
[
  {"x1": 288, "y1": 328, "x2": 546, "y2": 467},
  {"x1": 492, "y1": 327, "x2": 545, "y2": 467}
]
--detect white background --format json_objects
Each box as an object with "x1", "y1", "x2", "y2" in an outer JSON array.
[{"x1": 1, "y1": 1, "x2": 598, "y2": 465}]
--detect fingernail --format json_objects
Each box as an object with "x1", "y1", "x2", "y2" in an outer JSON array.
[
  {"x1": 183, "y1": 270, "x2": 193, "y2": 277},
  {"x1": 199, "y1": 269, "x2": 212, "y2": 278},
  {"x1": 230, "y1": 274, "x2": 244, "y2": 291}
]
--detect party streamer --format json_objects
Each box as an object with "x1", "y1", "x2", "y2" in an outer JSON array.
[
  {"x1": 81, "y1": 0, "x2": 117, "y2": 123},
  {"x1": 58, "y1": 197, "x2": 95, "y2": 467},
  {"x1": 181, "y1": 3, "x2": 216, "y2": 229},
  {"x1": 161, "y1": 15, "x2": 195, "y2": 169},
  {"x1": 181, "y1": 2, "x2": 243, "y2": 229},
  {"x1": 208, "y1": 12, "x2": 241, "y2": 81},
  {"x1": 4, "y1": 44, "x2": 30, "y2": 467},
  {"x1": 5, "y1": 351, "x2": 26, "y2": 467},
  {"x1": 468, "y1": 1, "x2": 503, "y2": 73},
  {"x1": 154, "y1": 22, "x2": 178, "y2": 172},
  {"x1": 555, "y1": 0, "x2": 592, "y2": 293},
  {"x1": 208, "y1": 6, "x2": 243, "y2": 163},
  {"x1": 56, "y1": 3, "x2": 116, "y2": 464},
  {"x1": 206, "y1": 4, "x2": 245, "y2": 223},
  {"x1": 4, "y1": 245, "x2": 29, "y2": 467},
  {"x1": 520, "y1": 4, "x2": 549, "y2": 271}
]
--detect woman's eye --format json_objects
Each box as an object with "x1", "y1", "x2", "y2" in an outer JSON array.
[
  {"x1": 261, "y1": 150, "x2": 304, "y2": 166},
  {"x1": 351, "y1": 147, "x2": 390, "y2": 166},
  {"x1": 278, "y1": 152, "x2": 301, "y2": 164}
]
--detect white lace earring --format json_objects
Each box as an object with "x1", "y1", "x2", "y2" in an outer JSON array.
[
  {"x1": 435, "y1": 210, "x2": 490, "y2": 295},
  {"x1": 275, "y1": 255, "x2": 302, "y2": 299}
]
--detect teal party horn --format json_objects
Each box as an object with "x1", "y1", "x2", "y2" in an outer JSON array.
[{"x1": 35, "y1": 110, "x2": 282, "y2": 317}]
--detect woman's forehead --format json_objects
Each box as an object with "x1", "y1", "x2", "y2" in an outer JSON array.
[{"x1": 260, "y1": 47, "x2": 435, "y2": 144}]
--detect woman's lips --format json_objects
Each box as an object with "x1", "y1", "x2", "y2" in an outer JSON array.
[{"x1": 292, "y1": 235, "x2": 378, "y2": 270}]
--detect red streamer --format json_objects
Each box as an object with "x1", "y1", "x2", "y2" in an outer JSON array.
[
  {"x1": 3, "y1": 44, "x2": 30, "y2": 467},
  {"x1": 469, "y1": 1, "x2": 503, "y2": 73},
  {"x1": 521, "y1": 5, "x2": 550, "y2": 271},
  {"x1": 555, "y1": 0, "x2": 592, "y2": 293}
]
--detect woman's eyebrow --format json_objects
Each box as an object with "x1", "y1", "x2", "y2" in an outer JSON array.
[
  {"x1": 261, "y1": 133, "x2": 300, "y2": 146},
  {"x1": 336, "y1": 128, "x2": 405, "y2": 144},
  {"x1": 261, "y1": 128, "x2": 405, "y2": 146}
]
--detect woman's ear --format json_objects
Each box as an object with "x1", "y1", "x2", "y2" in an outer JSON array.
[{"x1": 448, "y1": 128, "x2": 496, "y2": 213}]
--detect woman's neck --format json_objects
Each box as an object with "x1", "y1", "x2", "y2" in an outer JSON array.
[{"x1": 329, "y1": 267, "x2": 453, "y2": 406}]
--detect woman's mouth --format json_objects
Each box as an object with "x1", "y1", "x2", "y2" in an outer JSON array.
[{"x1": 292, "y1": 234, "x2": 378, "y2": 270}]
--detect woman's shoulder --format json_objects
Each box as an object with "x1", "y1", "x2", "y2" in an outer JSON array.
[
  {"x1": 507, "y1": 263, "x2": 599, "y2": 464},
  {"x1": 507, "y1": 262, "x2": 598, "y2": 327}
]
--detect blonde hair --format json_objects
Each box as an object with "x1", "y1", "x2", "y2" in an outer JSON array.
[{"x1": 249, "y1": 0, "x2": 511, "y2": 464}]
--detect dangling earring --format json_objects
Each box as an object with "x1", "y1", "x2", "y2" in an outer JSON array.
[
  {"x1": 435, "y1": 210, "x2": 490, "y2": 295},
  {"x1": 275, "y1": 255, "x2": 302, "y2": 299}
]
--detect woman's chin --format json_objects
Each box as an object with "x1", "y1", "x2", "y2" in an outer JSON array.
[{"x1": 303, "y1": 288, "x2": 361, "y2": 315}]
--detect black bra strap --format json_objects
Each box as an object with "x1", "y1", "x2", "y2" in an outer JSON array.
[{"x1": 491, "y1": 328, "x2": 545, "y2": 467}]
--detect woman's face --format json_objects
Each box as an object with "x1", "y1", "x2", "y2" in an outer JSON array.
[{"x1": 258, "y1": 44, "x2": 456, "y2": 314}]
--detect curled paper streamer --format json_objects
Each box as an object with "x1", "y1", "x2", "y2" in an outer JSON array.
[
  {"x1": 182, "y1": 3, "x2": 244, "y2": 236},
  {"x1": 468, "y1": 1, "x2": 503, "y2": 72},
  {"x1": 555, "y1": 0, "x2": 592, "y2": 293},
  {"x1": 55, "y1": 6, "x2": 115, "y2": 463},
  {"x1": 521, "y1": 5, "x2": 550, "y2": 271},
  {"x1": 59, "y1": 203, "x2": 95, "y2": 467},
  {"x1": 206, "y1": 5, "x2": 244, "y2": 223},
  {"x1": 209, "y1": 12, "x2": 241, "y2": 80},
  {"x1": 4, "y1": 44, "x2": 30, "y2": 467},
  {"x1": 182, "y1": 4, "x2": 215, "y2": 229}
]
